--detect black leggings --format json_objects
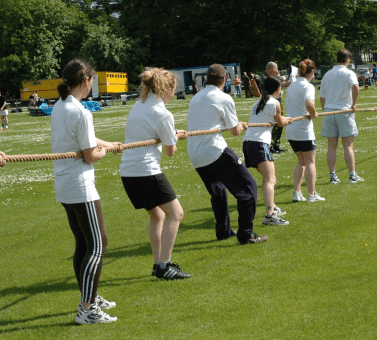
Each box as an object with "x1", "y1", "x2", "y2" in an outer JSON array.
[{"x1": 62, "y1": 200, "x2": 107, "y2": 304}]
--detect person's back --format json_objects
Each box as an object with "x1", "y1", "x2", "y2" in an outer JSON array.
[{"x1": 320, "y1": 65, "x2": 357, "y2": 109}]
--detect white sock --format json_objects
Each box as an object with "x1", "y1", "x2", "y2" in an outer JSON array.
[
  {"x1": 158, "y1": 261, "x2": 167, "y2": 269},
  {"x1": 349, "y1": 171, "x2": 356, "y2": 177}
]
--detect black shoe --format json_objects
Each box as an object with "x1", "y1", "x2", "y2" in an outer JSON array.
[
  {"x1": 240, "y1": 233, "x2": 268, "y2": 245},
  {"x1": 274, "y1": 145, "x2": 286, "y2": 153},
  {"x1": 155, "y1": 261, "x2": 191, "y2": 280}
]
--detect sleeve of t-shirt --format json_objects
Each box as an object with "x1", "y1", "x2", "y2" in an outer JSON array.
[
  {"x1": 156, "y1": 115, "x2": 177, "y2": 146},
  {"x1": 304, "y1": 84, "x2": 315, "y2": 101},
  {"x1": 221, "y1": 101, "x2": 239, "y2": 129},
  {"x1": 77, "y1": 110, "x2": 97, "y2": 151}
]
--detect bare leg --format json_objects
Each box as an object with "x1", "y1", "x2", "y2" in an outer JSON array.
[
  {"x1": 342, "y1": 136, "x2": 355, "y2": 172},
  {"x1": 147, "y1": 199, "x2": 183, "y2": 263},
  {"x1": 327, "y1": 137, "x2": 339, "y2": 173},
  {"x1": 302, "y1": 150, "x2": 317, "y2": 195},
  {"x1": 256, "y1": 161, "x2": 276, "y2": 216},
  {"x1": 293, "y1": 151, "x2": 305, "y2": 193}
]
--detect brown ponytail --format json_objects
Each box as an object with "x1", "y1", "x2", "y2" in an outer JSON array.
[{"x1": 298, "y1": 59, "x2": 315, "y2": 78}]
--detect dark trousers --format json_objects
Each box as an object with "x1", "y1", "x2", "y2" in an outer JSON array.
[
  {"x1": 62, "y1": 200, "x2": 107, "y2": 304},
  {"x1": 195, "y1": 148, "x2": 257, "y2": 243}
]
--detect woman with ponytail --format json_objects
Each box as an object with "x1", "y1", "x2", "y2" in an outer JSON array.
[
  {"x1": 51, "y1": 59, "x2": 122, "y2": 324},
  {"x1": 120, "y1": 67, "x2": 191, "y2": 280},
  {"x1": 243, "y1": 76, "x2": 293, "y2": 225},
  {"x1": 286, "y1": 59, "x2": 325, "y2": 203}
]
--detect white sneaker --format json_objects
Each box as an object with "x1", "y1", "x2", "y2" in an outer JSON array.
[
  {"x1": 292, "y1": 191, "x2": 306, "y2": 202},
  {"x1": 75, "y1": 303, "x2": 117, "y2": 324},
  {"x1": 5, "y1": 125, "x2": 8, "y2": 129},
  {"x1": 262, "y1": 212, "x2": 289, "y2": 225},
  {"x1": 307, "y1": 192, "x2": 326, "y2": 202},
  {"x1": 78, "y1": 295, "x2": 116, "y2": 312},
  {"x1": 274, "y1": 205, "x2": 286, "y2": 216},
  {"x1": 330, "y1": 174, "x2": 340, "y2": 184},
  {"x1": 349, "y1": 174, "x2": 364, "y2": 183}
]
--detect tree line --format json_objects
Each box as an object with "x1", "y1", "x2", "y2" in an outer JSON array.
[{"x1": 0, "y1": 0, "x2": 376, "y2": 98}]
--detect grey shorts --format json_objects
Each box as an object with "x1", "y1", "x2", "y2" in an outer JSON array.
[
  {"x1": 0, "y1": 110, "x2": 8, "y2": 116},
  {"x1": 320, "y1": 108, "x2": 358, "y2": 138}
]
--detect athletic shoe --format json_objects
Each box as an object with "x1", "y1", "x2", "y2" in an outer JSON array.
[
  {"x1": 307, "y1": 192, "x2": 326, "y2": 202},
  {"x1": 349, "y1": 174, "x2": 364, "y2": 183},
  {"x1": 5, "y1": 125, "x2": 8, "y2": 129},
  {"x1": 240, "y1": 233, "x2": 268, "y2": 244},
  {"x1": 75, "y1": 303, "x2": 117, "y2": 324},
  {"x1": 270, "y1": 146, "x2": 278, "y2": 154},
  {"x1": 1, "y1": 125, "x2": 3, "y2": 130},
  {"x1": 262, "y1": 213, "x2": 289, "y2": 225},
  {"x1": 330, "y1": 175, "x2": 340, "y2": 184},
  {"x1": 274, "y1": 205, "x2": 286, "y2": 216},
  {"x1": 152, "y1": 263, "x2": 157, "y2": 276},
  {"x1": 292, "y1": 191, "x2": 306, "y2": 202},
  {"x1": 155, "y1": 261, "x2": 191, "y2": 280},
  {"x1": 77, "y1": 295, "x2": 116, "y2": 312}
]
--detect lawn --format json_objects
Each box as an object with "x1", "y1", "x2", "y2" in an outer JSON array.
[{"x1": 0, "y1": 86, "x2": 376, "y2": 339}]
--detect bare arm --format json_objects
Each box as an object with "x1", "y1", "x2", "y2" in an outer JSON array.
[
  {"x1": 164, "y1": 144, "x2": 177, "y2": 157},
  {"x1": 274, "y1": 103, "x2": 293, "y2": 127},
  {"x1": 320, "y1": 97, "x2": 325, "y2": 111},
  {"x1": 82, "y1": 146, "x2": 107, "y2": 163},
  {"x1": 230, "y1": 122, "x2": 248, "y2": 136},
  {"x1": 351, "y1": 84, "x2": 359, "y2": 111},
  {"x1": 305, "y1": 98, "x2": 318, "y2": 119}
]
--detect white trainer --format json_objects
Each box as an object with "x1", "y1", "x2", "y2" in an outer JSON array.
[
  {"x1": 330, "y1": 174, "x2": 340, "y2": 184},
  {"x1": 349, "y1": 174, "x2": 364, "y2": 183},
  {"x1": 292, "y1": 191, "x2": 306, "y2": 202},
  {"x1": 75, "y1": 303, "x2": 117, "y2": 324},
  {"x1": 307, "y1": 192, "x2": 326, "y2": 203},
  {"x1": 262, "y1": 212, "x2": 289, "y2": 225}
]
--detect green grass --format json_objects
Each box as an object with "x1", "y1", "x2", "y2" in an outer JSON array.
[{"x1": 0, "y1": 87, "x2": 376, "y2": 339}]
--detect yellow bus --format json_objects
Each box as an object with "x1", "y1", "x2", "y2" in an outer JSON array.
[{"x1": 20, "y1": 71, "x2": 129, "y2": 100}]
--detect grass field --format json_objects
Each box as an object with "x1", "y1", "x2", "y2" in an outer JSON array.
[{"x1": 0, "y1": 86, "x2": 376, "y2": 339}]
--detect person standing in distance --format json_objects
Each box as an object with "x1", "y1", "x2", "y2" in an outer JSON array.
[
  {"x1": 51, "y1": 59, "x2": 121, "y2": 324},
  {"x1": 320, "y1": 49, "x2": 363, "y2": 184},
  {"x1": 187, "y1": 64, "x2": 267, "y2": 245},
  {"x1": 120, "y1": 67, "x2": 191, "y2": 280},
  {"x1": 260, "y1": 62, "x2": 292, "y2": 154},
  {"x1": 0, "y1": 91, "x2": 9, "y2": 130}
]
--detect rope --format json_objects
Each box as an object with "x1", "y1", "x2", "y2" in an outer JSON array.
[{"x1": 4, "y1": 107, "x2": 376, "y2": 163}]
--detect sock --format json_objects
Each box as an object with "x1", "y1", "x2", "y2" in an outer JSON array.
[
  {"x1": 330, "y1": 172, "x2": 336, "y2": 177},
  {"x1": 158, "y1": 261, "x2": 168, "y2": 269},
  {"x1": 349, "y1": 171, "x2": 356, "y2": 177}
]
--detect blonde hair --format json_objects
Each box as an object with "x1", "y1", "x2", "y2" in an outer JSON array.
[
  {"x1": 298, "y1": 59, "x2": 315, "y2": 78},
  {"x1": 139, "y1": 67, "x2": 177, "y2": 102}
]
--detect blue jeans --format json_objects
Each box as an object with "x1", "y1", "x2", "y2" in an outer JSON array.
[
  {"x1": 235, "y1": 85, "x2": 241, "y2": 97},
  {"x1": 195, "y1": 148, "x2": 257, "y2": 242}
]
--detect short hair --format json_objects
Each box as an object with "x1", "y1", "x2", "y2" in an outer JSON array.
[
  {"x1": 266, "y1": 62, "x2": 277, "y2": 70},
  {"x1": 139, "y1": 67, "x2": 176, "y2": 102},
  {"x1": 337, "y1": 49, "x2": 352, "y2": 63}
]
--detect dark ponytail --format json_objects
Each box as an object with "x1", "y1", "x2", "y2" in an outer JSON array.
[
  {"x1": 255, "y1": 76, "x2": 281, "y2": 114},
  {"x1": 57, "y1": 59, "x2": 96, "y2": 100}
]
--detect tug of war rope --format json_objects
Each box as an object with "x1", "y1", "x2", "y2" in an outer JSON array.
[{"x1": 4, "y1": 108, "x2": 377, "y2": 163}]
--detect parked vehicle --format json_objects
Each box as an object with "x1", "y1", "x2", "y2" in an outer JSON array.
[{"x1": 356, "y1": 68, "x2": 372, "y2": 86}]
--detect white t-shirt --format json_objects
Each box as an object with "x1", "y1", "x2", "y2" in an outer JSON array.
[
  {"x1": 320, "y1": 65, "x2": 358, "y2": 110},
  {"x1": 243, "y1": 96, "x2": 278, "y2": 144},
  {"x1": 120, "y1": 93, "x2": 177, "y2": 177},
  {"x1": 51, "y1": 95, "x2": 99, "y2": 204},
  {"x1": 187, "y1": 85, "x2": 239, "y2": 168},
  {"x1": 286, "y1": 77, "x2": 315, "y2": 141}
]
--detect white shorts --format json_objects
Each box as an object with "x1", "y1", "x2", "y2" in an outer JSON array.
[
  {"x1": 0, "y1": 109, "x2": 8, "y2": 116},
  {"x1": 320, "y1": 108, "x2": 358, "y2": 138}
]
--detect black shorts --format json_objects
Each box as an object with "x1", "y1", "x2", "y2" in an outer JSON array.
[
  {"x1": 243, "y1": 141, "x2": 274, "y2": 168},
  {"x1": 288, "y1": 140, "x2": 317, "y2": 153},
  {"x1": 121, "y1": 173, "x2": 176, "y2": 211}
]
